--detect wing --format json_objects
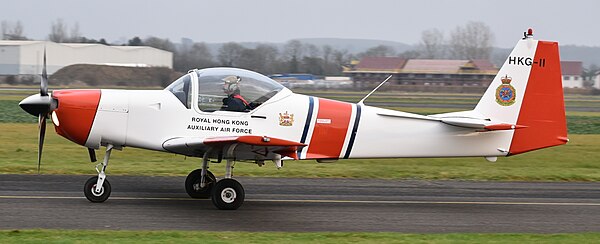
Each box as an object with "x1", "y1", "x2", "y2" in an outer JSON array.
[{"x1": 163, "y1": 135, "x2": 306, "y2": 160}]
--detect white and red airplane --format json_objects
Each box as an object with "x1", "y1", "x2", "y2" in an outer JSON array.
[{"x1": 20, "y1": 29, "x2": 567, "y2": 210}]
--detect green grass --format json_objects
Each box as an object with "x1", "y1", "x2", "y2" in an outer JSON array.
[
  {"x1": 567, "y1": 116, "x2": 600, "y2": 134},
  {"x1": 1, "y1": 230, "x2": 600, "y2": 243},
  {"x1": 0, "y1": 100, "x2": 37, "y2": 123},
  {"x1": 1, "y1": 123, "x2": 599, "y2": 181}
]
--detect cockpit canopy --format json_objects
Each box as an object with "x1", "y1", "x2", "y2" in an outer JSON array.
[{"x1": 166, "y1": 68, "x2": 285, "y2": 112}]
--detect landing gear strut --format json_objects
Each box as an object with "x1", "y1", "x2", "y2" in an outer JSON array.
[
  {"x1": 186, "y1": 145, "x2": 245, "y2": 210},
  {"x1": 84, "y1": 144, "x2": 113, "y2": 203},
  {"x1": 185, "y1": 169, "x2": 216, "y2": 199}
]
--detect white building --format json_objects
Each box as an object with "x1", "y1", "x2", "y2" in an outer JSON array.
[
  {"x1": 561, "y1": 61, "x2": 583, "y2": 88},
  {"x1": 594, "y1": 71, "x2": 600, "y2": 89},
  {"x1": 0, "y1": 40, "x2": 172, "y2": 75}
]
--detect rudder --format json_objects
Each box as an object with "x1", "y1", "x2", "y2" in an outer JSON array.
[
  {"x1": 474, "y1": 32, "x2": 568, "y2": 155},
  {"x1": 509, "y1": 40, "x2": 568, "y2": 155}
]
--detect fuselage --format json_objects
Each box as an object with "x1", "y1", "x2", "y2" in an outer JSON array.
[{"x1": 53, "y1": 88, "x2": 512, "y2": 161}]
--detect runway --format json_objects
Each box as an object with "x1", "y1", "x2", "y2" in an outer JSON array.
[{"x1": 2, "y1": 174, "x2": 600, "y2": 232}]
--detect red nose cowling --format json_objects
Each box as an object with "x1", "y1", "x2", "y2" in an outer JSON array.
[{"x1": 52, "y1": 90, "x2": 101, "y2": 146}]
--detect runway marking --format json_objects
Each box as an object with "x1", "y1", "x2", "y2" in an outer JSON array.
[{"x1": 2, "y1": 195, "x2": 600, "y2": 206}]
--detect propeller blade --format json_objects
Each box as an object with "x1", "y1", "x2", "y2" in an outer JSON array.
[
  {"x1": 40, "y1": 48, "x2": 48, "y2": 96},
  {"x1": 37, "y1": 114, "x2": 46, "y2": 174}
]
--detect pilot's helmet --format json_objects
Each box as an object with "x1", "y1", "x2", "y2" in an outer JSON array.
[{"x1": 222, "y1": 75, "x2": 241, "y2": 95}]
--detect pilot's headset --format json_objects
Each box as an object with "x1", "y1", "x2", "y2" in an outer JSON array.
[{"x1": 222, "y1": 75, "x2": 241, "y2": 95}]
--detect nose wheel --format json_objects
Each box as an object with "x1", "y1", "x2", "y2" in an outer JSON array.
[
  {"x1": 84, "y1": 176, "x2": 111, "y2": 202},
  {"x1": 84, "y1": 144, "x2": 113, "y2": 203}
]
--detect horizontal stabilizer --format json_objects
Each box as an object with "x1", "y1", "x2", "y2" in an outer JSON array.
[{"x1": 378, "y1": 109, "x2": 519, "y2": 131}]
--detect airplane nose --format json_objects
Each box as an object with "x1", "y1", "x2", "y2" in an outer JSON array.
[
  {"x1": 19, "y1": 94, "x2": 56, "y2": 116},
  {"x1": 52, "y1": 90, "x2": 101, "y2": 146}
]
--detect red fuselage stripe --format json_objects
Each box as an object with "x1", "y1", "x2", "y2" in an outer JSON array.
[{"x1": 306, "y1": 98, "x2": 352, "y2": 159}]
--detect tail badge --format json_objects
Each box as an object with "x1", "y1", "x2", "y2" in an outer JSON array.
[{"x1": 496, "y1": 75, "x2": 516, "y2": 106}]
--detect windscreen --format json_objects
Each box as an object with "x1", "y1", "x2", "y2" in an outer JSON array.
[{"x1": 195, "y1": 68, "x2": 284, "y2": 112}]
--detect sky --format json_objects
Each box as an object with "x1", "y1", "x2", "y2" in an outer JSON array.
[{"x1": 2, "y1": 0, "x2": 599, "y2": 48}]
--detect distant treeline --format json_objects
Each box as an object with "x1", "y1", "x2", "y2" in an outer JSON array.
[{"x1": 3, "y1": 19, "x2": 600, "y2": 78}]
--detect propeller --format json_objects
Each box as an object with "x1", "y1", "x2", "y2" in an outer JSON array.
[
  {"x1": 38, "y1": 114, "x2": 46, "y2": 173},
  {"x1": 19, "y1": 48, "x2": 55, "y2": 174},
  {"x1": 40, "y1": 48, "x2": 48, "y2": 96}
]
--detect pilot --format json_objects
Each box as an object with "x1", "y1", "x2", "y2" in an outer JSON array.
[{"x1": 222, "y1": 75, "x2": 252, "y2": 112}]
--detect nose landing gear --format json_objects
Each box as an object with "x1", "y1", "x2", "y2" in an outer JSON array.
[{"x1": 84, "y1": 144, "x2": 113, "y2": 203}]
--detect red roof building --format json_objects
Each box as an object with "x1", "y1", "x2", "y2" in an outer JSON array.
[
  {"x1": 354, "y1": 57, "x2": 406, "y2": 72},
  {"x1": 344, "y1": 57, "x2": 498, "y2": 88},
  {"x1": 561, "y1": 61, "x2": 583, "y2": 88}
]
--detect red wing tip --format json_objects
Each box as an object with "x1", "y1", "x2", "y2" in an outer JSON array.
[{"x1": 557, "y1": 137, "x2": 570, "y2": 143}]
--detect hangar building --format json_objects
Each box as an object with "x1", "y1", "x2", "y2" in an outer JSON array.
[{"x1": 0, "y1": 40, "x2": 173, "y2": 75}]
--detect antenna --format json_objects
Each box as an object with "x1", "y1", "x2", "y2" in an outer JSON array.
[{"x1": 357, "y1": 75, "x2": 393, "y2": 105}]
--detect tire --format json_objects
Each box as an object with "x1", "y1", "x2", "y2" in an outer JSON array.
[
  {"x1": 84, "y1": 176, "x2": 111, "y2": 203},
  {"x1": 211, "y1": 179, "x2": 245, "y2": 210},
  {"x1": 185, "y1": 169, "x2": 216, "y2": 199}
]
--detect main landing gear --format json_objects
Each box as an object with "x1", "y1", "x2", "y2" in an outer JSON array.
[
  {"x1": 84, "y1": 144, "x2": 113, "y2": 203},
  {"x1": 185, "y1": 148, "x2": 245, "y2": 210}
]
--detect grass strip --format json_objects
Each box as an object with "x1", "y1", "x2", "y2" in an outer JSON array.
[
  {"x1": 1, "y1": 123, "x2": 599, "y2": 181},
  {"x1": 1, "y1": 230, "x2": 600, "y2": 244}
]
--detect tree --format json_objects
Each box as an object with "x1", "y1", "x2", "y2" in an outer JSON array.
[
  {"x1": 68, "y1": 22, "x2": 82, "y2": 42},
  {"x1": 283, "y1": 40, "x2": 305, "y2": 73},
  {"x1": 301, "y1": 56, "x2": 324, "y2": 75},
  {"x1": 398, "y1": 50, "x2": 421, "y2": 59},
  {"x1": 448, "y1": 21, "x2": 494, "y2": 60},
  {"x1": 1, "y1": 20, "x2": 27, "y2": 40},
  {"x1": 321, "y1": 45, "x2": 342, "y2": 75},
  {"x1": 174, "y1": 42, "x2": 215, "y2": 72},
  {"x1": 304, "y1": 44, "x2": 321, "y2": 58},
  {"x1": 583, "y1": 64, "x2": 600, "y2": 87},
  {"x1": 359, "y1": 45, "x2": 396, "y2": 57},
  {"x1": 143, "y1": 36, "x2": 176, "y2": 52},
  {"x1": 419, "y1": 28, "x2": 445, "y2": 59},
  {"x1": 217, "y1": 42, "x2": 245, "y2": 67},
  {"x1": 128, "y1": 36, "x2": 143, "y2": 46},
  {"x1": 331, "y1": 49, "x2": 352, "y2": 74},
  {"x1": 237, "y1": 44, "x2": 279, "y2": 74},
  {"x1": 48, "y1": 19, "x2": 68, "y2": 43}
]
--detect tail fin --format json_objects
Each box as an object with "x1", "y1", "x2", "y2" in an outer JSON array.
[{"x1": 474, "y1": 32, "x2": 568, "y2": 155}]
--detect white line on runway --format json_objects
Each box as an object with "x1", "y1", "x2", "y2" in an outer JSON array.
[{"x1": 2, "y1": 195, "x2": 600, "y2": 206}]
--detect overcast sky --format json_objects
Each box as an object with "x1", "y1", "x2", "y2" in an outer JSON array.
[{"x1": 3, "y1": 0, "x2": 599, "y2": 48}]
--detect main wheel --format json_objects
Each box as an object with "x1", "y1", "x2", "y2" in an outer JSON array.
[
  {"x1": 211, "y1": 179, "x2": 245, "y2": 210},
  {"x1": 185, "y1": 169, "x2": 216, "y2": 199},
  {"x1": 84, "y1": 176, "x2": 111, "y2": 203}
]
